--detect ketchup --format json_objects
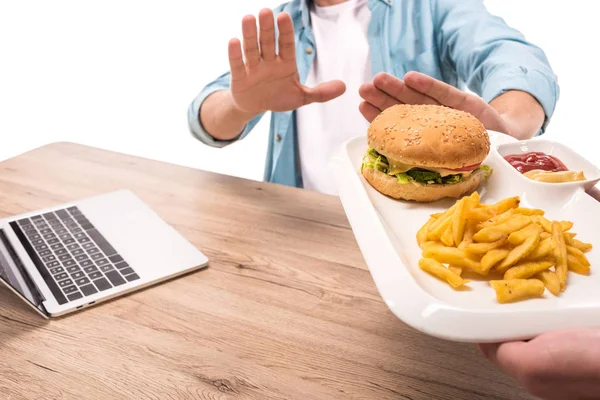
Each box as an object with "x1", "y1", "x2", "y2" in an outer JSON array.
[{"x1": 504, "y1": 152, "x2": 568, "y2": 173}]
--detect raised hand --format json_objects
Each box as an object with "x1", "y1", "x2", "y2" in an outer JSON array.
[{"x1": 228, "y1": 9, "x2": 345, "y2": 115}]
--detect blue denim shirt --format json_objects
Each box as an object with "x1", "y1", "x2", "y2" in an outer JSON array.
[{"x1": 188, "y1": 0, "x2": 559, "y2": 188}]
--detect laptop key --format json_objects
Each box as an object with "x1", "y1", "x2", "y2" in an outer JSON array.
[
  {"x1": 56, "y1": 229, "x2": 68, "y2": 235},
  {"x1": 32, "y1": 239, "x2": 45, "y2": 246},
  {"x1": 115, "y1": 261, "x2": 129, "y2": 270},
  {"x1": 63, "y1": 259, "x2": 76, "y2": 267},
  {"x1": 55, "y1": 249, "x2": 68, "y2": 256},
  {"x1": 82, "y1": 242, "x2": 94, "y2": 249},
  {"x1": 96, "y1": 258, "x2": 109, "y2": 266},
  {"x1": 77, "y1": 237, "x2": 90, "y2": 244},
  {"x1": 105, "y1": 270, "x2": 126, "y2": 286},
  {"x1": 72, "y1": 249, "x2": 84, "y2": 256},
  {"x1": 75, "y1": 277, "x2": 90, "y2": 286},
  {"x1": 119, "y1": 267, "x2": 134, "y2": 276},
  {"x1": 18, "y1": 218, "x2": 32, "y2": 225},
  {"x1": 67, "y1": 292, "x2": 83, "y2": 301},
  {"x1": 50, "y1": 243, "x2": 63, "y2": 250},
  {"x1": 87, "y1": 248, "x2": 100, "y2": 255},
  {"x1": 88, "y1": 271, "x2": 103, "y2": 280},
  {"x1": 59, "y1": 254, "x2": 72, "y2": 262},
  {"x1": 91, "y1": 253, "x2": 103, "y2": 261},
  {"x1": 35, "y1": 244, "x2": 49, "y2": 251},
  {"x1": 40, "y1": 229, "x2": 52, "y2": 235},
  {"x1": 42, "y1": 255, "x2": 56, "y2": 262},
  {"x1": 54, "y1": 272, "x2": 69, "y2": 281},
  {"x1": 64, "y1": 238, "x2": 75, "y2": 245},
  {"x1": 109, "y1": 255, "x2": 124, "y2": 263},
  {"x1": 56, "y1": 210, "x2": 69, "y2": 219},
  {"x1": 93, "y1": 278, "x2": 112, "y2": 291},
  {"x1": 71, "y1": 271, "x2": 85, "y2": 280},
  {"x1": 80, "y1": 259, "x2": 94, "y2": 268},
  {"x1": 75, "y1": 254, "x2": 89, "y2": 262},
  {"x1": 74, "y1": 233, "x2": 86, "y2": 240},
  {"x1": 66, "y1": 266, "x2": 81, "y2": 274},
  {"x1": 67, "y1": 244, "x2": 80, "y2": 251},
  {"x1": 47, "y1": 238, "x2": 60, "y2": 245},
  {"x1": 38, "y1": 250, "x2": 52, "y2": 257},
  {"x1": 100, "y1": 265, "x2": 114, "y2": 273},
  {"x1": 43, "y1": 212, "x2": 57, "y2": 220},
  {"x1": 59, "y1": 234, "x2": 72, "y2": 241},
  {"x1": 80, "y1": 284, "x2": 98, "y2": 296},
  {"x1": 125, "y1": 273, "x2": 140, "y2": 282},
  {"x1": 46, "y1": 261, "x2": 60, "y2": 268},
  {"x1": 83, "y1": 266, "x2": 99, "y2": 275},
  {"x1": 58, "y1": 279, "x2": 73, "y2": 288},
  {"x1": 63, "y1": 285, "x2": 78, "y2": 295}
]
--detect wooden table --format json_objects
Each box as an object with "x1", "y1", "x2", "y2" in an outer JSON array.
[{"x1": 0, "y1": 142, "x2": 532, "y2": 400}]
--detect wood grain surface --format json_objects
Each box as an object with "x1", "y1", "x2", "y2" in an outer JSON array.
[{"x1": 0, "y1": 142, "x2": 532, "y2": 400}]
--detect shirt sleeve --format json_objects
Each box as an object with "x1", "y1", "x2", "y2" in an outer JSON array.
[
  {"x1": 431, "y1": 0, "x2": 560, "y2": 133},
  {"x1": 186, "y1": 71, "x2": 265, "y2": 148}
]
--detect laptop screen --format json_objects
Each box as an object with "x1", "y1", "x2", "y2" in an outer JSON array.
[{"x1": 0, "y1": 229, "x2": 44, "y2": 312}]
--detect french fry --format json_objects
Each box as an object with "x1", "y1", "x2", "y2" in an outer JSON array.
[
  {"x1": 567, "y1": 254, "x2": 591, "y2": 275},
  {"x1": 496, "y1": 232, "x2": 540, "y2": 273},
  {"x1": 428, "y1": 204, "x2": 457, "y2": 232},
  {"x1": 473, "y1": 216, "x2": 531, "y2": 243},
  {"x1": 540, "y1": 217, "x2": 573, "y2": 233},
  {"x1": 508, "y1": 223, "x2": 543, "y2": 245},
  {"x1": 441, "y1": 225, "x2": 454, "y2": 247},
  {"x1": 417, "y1": 216, "x2": 437, "y2": 247},
  {"x1": 513, "y1": 207, "x2": 544, "y2": 216},
  {"x1": 552, "y1": 221, "x2": 568, "y2": 290},
  {"x1": 572, "y1": 239, "x2": 593, "y2": 253},
  {"x1": 419, "y1": 258, "x2": 470, "y2": 288},
  {"x1": 567, "y1": 246, "x2": 591, "y2": 267},
  {"x1": 478, "y1": 209, "x2": 515, "y2": 229},
  {"x1": 465, "y1": 237, "x2": 508, "y2": 255},
  {"x1": 427, "y1": 214, "x2": 453, "y2": 241},
  {"x1": 481, "y1": 249, "x2": 510, "y2": 274},
  {"x1": 526, "y1": 237, "x2": 554, "y2": 260},
  {"x1": 535, "y1": 271, "x2": 561, "y2": 296},
  {"x1": 466, "y1": 197, "x2": 519, "y2": 222},
  {"x1": 448, "y1": 265, "x2": 463, "y2": 276},
  {"x1": 430, "y1": 212, "x2": 444, "y2": 218},
  {"x1": 458, "y1": 221, "x2": 476, "y2": 249},
  {"x1": 490, "y1": 279, "x2": 545, "y2": 303},
  {"x1": 540, "y1": 232, "x2": 551, "y2": 240},
  {"x1": 422, "y1": 245, "x2": 482, "y2": 271},
  {"x1": 452, "y1": 198, "x2": 467, "y2": 246},
  {"x1": 504, "y1": 260, "x2": 554, "y2": 280}
]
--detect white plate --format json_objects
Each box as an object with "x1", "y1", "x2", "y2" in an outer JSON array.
[{"x1": 330, "y1": 131, "x2": 600, "y2": 343}]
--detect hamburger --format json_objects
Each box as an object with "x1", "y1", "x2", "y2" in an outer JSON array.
[{"x1": 361, "y1": 104, "x2": 492, "y2": 203}]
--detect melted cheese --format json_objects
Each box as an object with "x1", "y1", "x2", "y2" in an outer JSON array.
[{"x1": 387, "y1": 158, "x2": 473, "y2": 177}]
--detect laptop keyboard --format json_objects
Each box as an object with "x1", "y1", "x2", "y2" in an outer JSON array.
[{"x1": 9, "y1": 206, "x2": 139, "y2": 305}]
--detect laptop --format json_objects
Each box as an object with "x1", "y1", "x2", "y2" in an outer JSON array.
[{"x1": 0, "y1": 189, "x2": 208, "y2": 318}]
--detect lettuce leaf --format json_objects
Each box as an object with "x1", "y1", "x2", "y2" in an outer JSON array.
[
  {"x1": 406, "y1": 169, "x2": 442, "y2": 184},
  {"x1": 476, "y1": 164, "x2": 494, "y2": 182},
  {"x1": 442, "y1": 174, "x2": 463, "y2": 184},
  {"x1": 395, "y1": 173, "x2": 411, "y2": 184}
]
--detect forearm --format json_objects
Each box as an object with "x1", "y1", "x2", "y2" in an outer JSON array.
[
  {"x1": 199, "y1": 90, "x2": 258, "y2": 141},
  {"x1": 489, "y1": 90, "x2": 545, "y2": 140}
]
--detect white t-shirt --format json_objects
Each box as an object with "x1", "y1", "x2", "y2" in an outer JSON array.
[{"x1": 296, "y1": 0, "x2": 372, "y2": 195}]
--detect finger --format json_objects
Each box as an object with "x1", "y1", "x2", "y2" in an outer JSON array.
[
  {"x1": 277, "y1": 12, "x2": 296, "y2": 62},
  {"x1": 303, "y1": 80, "x2": 346, "y2": 105},
  {"x1": 358, "y1": 82, "x2": 401, "y2": 111},
  {"x1": 242, "y1": 15, "x2": 260, "y2": 68},
  {"x1": 404, "y1": 71, "x2": 488, "y2": 117},
  {"x1": 373, "y1": 72, "x2": 438, "y2": 105},
  {"x1": 359, "y1": 101, "x2": 381, "y2": 123},
  {"x1": 258, "y1": 8, "x2": 276, "y2": 61},
  {"x1": 480, "y1": 341, "x2": 531, "y2": 378},
  {"x1": 228, "y1": 38, "x2": 246, "y2": 81}
]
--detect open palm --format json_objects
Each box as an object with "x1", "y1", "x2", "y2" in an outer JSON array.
[{"x1": 228, "y1": 9, "x2": 345, "y2": 115}]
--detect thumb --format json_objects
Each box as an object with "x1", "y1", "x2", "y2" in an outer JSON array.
[{"x1": 303, "y1": 80, "x2": 346, "y2": 105}]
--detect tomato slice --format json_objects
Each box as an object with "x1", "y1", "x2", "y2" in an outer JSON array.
[{"x1": 450, "y1": 163, "x2": 481, "y2": 172}]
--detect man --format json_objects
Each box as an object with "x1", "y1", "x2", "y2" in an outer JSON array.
[
  {"x1": 188, "y1": 0, "x2": 557, "y2": 195},
  {"x1": 188, "y1": 2, "x2": 600, "y2": 398}
]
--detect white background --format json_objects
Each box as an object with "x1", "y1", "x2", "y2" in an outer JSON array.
[{"x1": 1, "y1": 0, "x2": 598, "y2": 183}]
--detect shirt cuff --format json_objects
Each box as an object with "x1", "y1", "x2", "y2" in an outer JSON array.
[
  {"x1": 481, "y1": 67, "x2": 559, "y2": 135},
  {"x1": 187, "y1": 88, "x2": 242, "y2": 148}
]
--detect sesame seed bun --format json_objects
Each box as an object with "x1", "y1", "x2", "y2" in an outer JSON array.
[
  {"x1": 362, "y1": 167, "x2": 485, "y2": 203},
  {"x1": 367, "y1": 104, "x2": 490, "y2": 169}
]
